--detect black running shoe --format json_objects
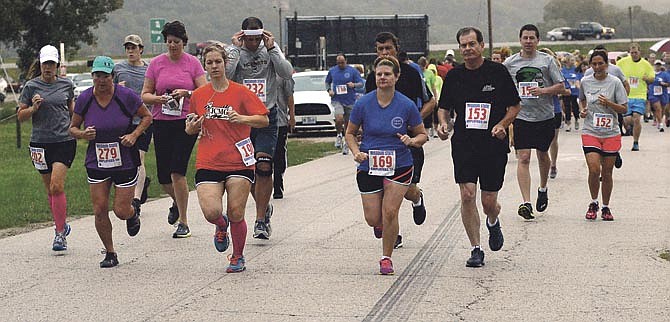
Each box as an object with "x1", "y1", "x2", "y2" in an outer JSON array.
[
  {"x1": 393, "y1": 235, "x2": 403, "y2": 249},
  {"x1": 140, "y1": 177, "x2": 151, "y2": 204},
  {"x1": 518, "y1": 203, "x2": 535, "y2": 220},
  {"x1": 167, "y1": 201, "x2": 179, "y2": 225},
  {"x1": 466, "y1": 247, "x2": 485, "y2": 267},
  {"x1": 412, "y1": 190, "x2": 426, "y2": 225},
  {"x1": 253, "y1": 220, "x2": 270, "y2": 239},
  {"x1": 126, "y1": 202, "x2": 141, "y2": 237},
  {"x1": 536, "y1": 188, "x2": 548, "y2": 212},
  {"x1": 172, "y1": 223, "x2": 191, "y2": 238},
  {"x1": 614, "y1": 153, "x2": 622, "y2": 169},
  {"x1": 100, "y1": 252, "x2": 119, "y2": 268},
  {"x1": 486, "y1": 219, "x2": 504, "y2": 251}
]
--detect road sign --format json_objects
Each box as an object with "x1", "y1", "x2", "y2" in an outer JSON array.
[{"x1": 150, "y1": 18, "x2": 166, "y2": 44}]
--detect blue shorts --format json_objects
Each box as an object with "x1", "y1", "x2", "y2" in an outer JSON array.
[
  {"x1": 251, "y1": 107, "x2": 278, "y2": 157},
  {"x1": 626, "y1": 98, "x2": 646, "y2": 116},
  {"x1": 648, "y1": 95, "x2": 669, "y2": 106}
]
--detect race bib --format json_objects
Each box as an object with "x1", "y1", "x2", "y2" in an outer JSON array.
[
  {"x1": 336, "y1": 84, "x2": 348, "y2": 95},
  {"x1": 568, "y1": 79, "x2": 577, "y2": 89},
  {"x1": 628, "y1": 77, "x2": 639, "y2": 89},
  {"x1": 244, "y1": 79, "x2": 266, "y2": 102},
  {"x1": 593, "y1": 113, "x2": 614, "y2": 130},
  {"x1": 368, "y1": 150, "x2": 396, "y2": 176},
  {"x1": 29, "y1": 147, "x2": 48, "y2": 170},
  {"x1": 162, "y1": 96, "x2": 184, "y2": 116},
  {"x1": 465, "y1": 102, "x2": 491, "y2": 130},
  {"x1": 518, "y1": 82, "x2": 539, "y2": 99},
  {"x1": 653, "y1": 86, "x2": 663, "y2": 96},
  {"x1": 96, "y1": 142, "x2": 122, "y2": 168},
  {"x1": 235, "y1": 137, "x2": 256, "y2": 166}
]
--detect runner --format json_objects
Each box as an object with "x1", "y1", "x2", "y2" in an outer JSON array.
[
  {"x1": 648, "y1": 60, "x2": 669, "y2": 132},
  {"x1": 365, "y1": 32, "x2": 435, "y2": 248},
  {"x1": 186, "y1": 44, "x2": 269, "y2": 273},
  {"x1": 561, "y1": 55, "x2": 581, "y2": 132},
  {"x1": 437, "y1": 27, "x2": 521, "y2": 267},
  {"x1": 226, "y1": 17, "x2": 294, "y2": 240},
  {"x1": 504, "y1": 24, "x2": 565, "y2": 219},
  {"x1": 273, "y1": 74, "x2": 295, "y2": 199},
  {"x1": 141, "y1": 21, "x2": 207, "y2": 238},
  {"x1": 17, "y1": 45, "x2": 76, "y2": 252},
  {"x1": 69, "y1": 56, "x2": 152, "y2": 267},
  {"x1": 617, "y1": 43, "x2": 655, "y2": 151},
  {"x1": 113, "y1": 34, "x2": 152, "y2": 217},
  {"x1": 345, "y1": 56, "x2": 427, "y2": 275},
  {"x1": 578, "y1": 51, "x2": 628, "y2": 221},
  {"x1": 326, "y1": 54, "x2": 364, "y2": 153}
]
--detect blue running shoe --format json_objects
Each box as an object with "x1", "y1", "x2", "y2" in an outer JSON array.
[
  {"x1": 214, "y1": 215, "x2": 230, "y2": 252},
  {"x1": 226, "y1": 255, "x2": 246, "y2": 273},
  {"x1": 64, "y1": 223, "x2": 71, "y2": 236},
  {"x1": 52, "y1": 231, "x2": 67, "y2": 251}
]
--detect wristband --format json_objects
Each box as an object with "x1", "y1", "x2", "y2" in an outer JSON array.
[{"x1": 266, "y1": 46, "x2": 275, "y2": 51}]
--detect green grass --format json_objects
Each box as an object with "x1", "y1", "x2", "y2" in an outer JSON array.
[
  {"x1": 0, "y1": 118, "x2": 339, "y2": 230},
  {"x1": 660, "y1": 250, "x2": 670, "y2": 262}
]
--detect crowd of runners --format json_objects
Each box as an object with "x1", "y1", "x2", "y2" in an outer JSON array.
[{"x1": 17, "y1": 18, "x2": 669, "y2": 274}]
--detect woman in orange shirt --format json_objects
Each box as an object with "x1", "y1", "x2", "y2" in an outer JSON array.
[{"x1": 186, "y1": 44, "x2": 268, "y2": 273}]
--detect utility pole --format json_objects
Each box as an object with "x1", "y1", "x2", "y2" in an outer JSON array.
[
  {"x1": 487, "y1": 0, "x2": 493, "y2": 58},
  {"x1": 629, "y1": 6, "x2": 634, "y2": 42}
]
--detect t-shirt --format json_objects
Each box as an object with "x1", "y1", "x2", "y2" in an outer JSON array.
[
  {"x1": 562, "y1": 66, "x2": 580, "y2": 96},
  {"x1": 583, "y1": 64, "x2": 626, "y2": 84},
  {"x1": 145, "y1": 53, "x2": 205, "y2": 121},
  {"x1": 113, "y1": 60, "x2": 149, "y2": 125},
  {"x1": 325, "y1": 65, "x2": 364, "y2": 106},
  {"x1": 647, "y1": 71, "x2": 670, "y2": 99},
  {"x1": 579, "y1": 74, "x2": 628, "y2": 138},
  {"x1": 190, "y1": 82, "x2": 269, "y2": 172},
  {"x1": 74, "y1": 85, "x2": 142, "y2": 171},
  {"x1": 19, "y1": 77, "x2": 74, "y2": 143},
  {"x1": 423, "y1": 68, "x2": 437, "y2": 97},
  {"x1": 349, "y1": 91, "x2": 422, "y2": 171},
  {"x1": 504, "y1": 51, "x2": 565, "y2": 122},
  {"x1": 439, "y1": 60, "x2": 521, "y2": 154},
  {"x1": 275, "y1": 77, "x2": 294, "y2": 127},
  {"x1": 616, "y1": 56, "x2": 655, "y2": 100}
]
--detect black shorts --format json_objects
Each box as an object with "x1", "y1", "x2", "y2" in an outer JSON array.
[
  {"x1": 410, "y1": 146, "x2": 424, "y2": 184},
  {"x1": 552, "y1": 112, "x2": 562, "y2": 130},
  {"x1": 513, "y1": 118, "x2": 555, "y2": 152},
  {"x1": 136, "y1": 124, "x2": 154, "y2": 153},
  {"x1": 153, "y1": 119, "x2": 197, "y2": 184},
  {"x1": 195, "y1": 169, "x2": 255, "y2": 186},
  {"x1": 87, "y1": 167, "x2": 138, "y2": 188},
  {"x1": 452, "y1": 149, "x2": 508, "y2": 192},
  {"x1": 29, "y1": 140, "x2": 76, "y2": 174},
  {"x1": 356, "y1": 166, "x2": 413, "y2": 194}
]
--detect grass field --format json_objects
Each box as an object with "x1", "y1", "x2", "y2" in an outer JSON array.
[{"x1": 0, "y1": 118, "x2": 338, "y2": 230}]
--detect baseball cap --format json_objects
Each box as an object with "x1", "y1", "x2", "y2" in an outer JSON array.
[
  {"x1": 123, "y1": 34, "x2": 143, "y2": 47},
  {"x1": 654, "y1": 59, "x2": 664, "y2": 65},
  {"x1": 39, "y1": 45, "x2": 59, "y2": 64},
  {"x1": 91, "y1": 56, "x2": 115, "y2": 74},
  {"x1": 446, "y1": 49, "x2": 455, "y2": 57}
]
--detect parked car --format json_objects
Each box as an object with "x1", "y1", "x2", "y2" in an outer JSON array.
[
  {"x1": 292, "y1": 71, "x2": 335, "y2": 132},
  {"x1": 2, "y1": 76, "x2": 22, "y2": 93},
  {"x1": 546, "y1": 27, "x2": 575, "y2": 41},
  {"x1": 565, "y1": 22, "x2": 615, "y2": 40},
  {"x1": 71, "y1": 73, "x2": 92, "y2": 87},
  {"x1": 73, "y1": 79, "x2": 93, "y2": 100}
]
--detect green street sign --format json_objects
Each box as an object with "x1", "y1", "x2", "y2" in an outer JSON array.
[{"x1": 150, "y1": 18, "x2": 166, "y2": 44}]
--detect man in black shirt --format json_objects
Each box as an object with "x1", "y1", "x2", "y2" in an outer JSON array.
[
  {"x1": 437, "y1": 27, "x2": 521, "y2": 267},
  {"x1": 365, "y1": 32, "x2": 436, "y2": 248}
]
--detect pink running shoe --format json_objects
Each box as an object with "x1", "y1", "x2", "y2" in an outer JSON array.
[
  {"x1": 585, "y1": 202, "x2": 598, "y2": 220},
  {"x1": 379, "y1": 258, "x2": 394, "y2": 275}
]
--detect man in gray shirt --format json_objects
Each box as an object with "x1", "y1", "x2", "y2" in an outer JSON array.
[
  {"x1": 504, "y1": 24, "x2": 565, "y2": 219},
  {"x1": 273, "y1": 76, "x2": 295, "y2": 200},
  {"x1": 226, "y1": 17, "x2": 294, "y2": 240}
]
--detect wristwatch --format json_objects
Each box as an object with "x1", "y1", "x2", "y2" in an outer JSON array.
[{"x1": 187, "y1": 90, "x2": 193, "y2": 98}]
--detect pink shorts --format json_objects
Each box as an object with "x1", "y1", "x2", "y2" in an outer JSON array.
[{"x1": 581, "y1": 134, "x2": 621, "y2": 156}]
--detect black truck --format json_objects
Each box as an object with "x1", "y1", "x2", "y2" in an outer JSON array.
[{"x1": 566, "y1": 22, "x2": 615, "y2": 40}]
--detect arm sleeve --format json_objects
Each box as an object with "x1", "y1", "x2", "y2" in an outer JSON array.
[
  {"x1": 18, "y1": 83, "x2": 32, "y2": 106},
  {"x1": 191, "y1": 56, "x2": 206, "y2": 80}
]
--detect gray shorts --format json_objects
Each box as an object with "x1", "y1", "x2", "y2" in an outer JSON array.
[{"x1": 332, "y1": 101, "x2": 353, "y2": 117}]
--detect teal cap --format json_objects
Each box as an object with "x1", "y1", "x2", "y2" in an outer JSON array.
[{"x1": 91, "y1": 56, "x2": 114, "y2": 74}]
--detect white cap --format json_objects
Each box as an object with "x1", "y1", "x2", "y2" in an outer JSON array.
[
  {"x1": 39, "y1": 45, "x2": 59, "y2": 64},
  {"x1": 446, "y1": 49, "x2": 455, "y2": 56},
  {"x1": 654, "y1": 59, "x2": 664, "y2": 65}
]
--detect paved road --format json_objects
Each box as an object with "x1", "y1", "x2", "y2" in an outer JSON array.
[{"x1": 1, "y1": 124, "x2": 669, "y2": 321}]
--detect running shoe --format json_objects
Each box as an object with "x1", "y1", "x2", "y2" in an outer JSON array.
[
  {"x1": 273, "y1": 192, "x2": 284, "y2": 199},
  {"x1": 335, "y1": 134, "x2": 343, "y2": 148},
  {"x1": 601, "y1": 207, "x2": 614, "y2": 221},
  {"x1": 660, "y1": 127, "x2": 665, "y2": 133},
  {"x1": 214, "y1": 215, "x2": 230, "y2": 252},
  {"x1": 631, "y1": 142, "x2": 639, "y2": 151},
  {"x1": 126, "y1": 212, "x2": 141, "y2": 237},
  {"x1": 466, "y1": 247, "x2": 485, "y2": 268},
  {"x1": 253, "y1": 220, "x2": 270, "y2": 239},
  {"x1": 486, "y1": 219, "x2": 504, "y2": 251},
  {"x1": 615, "y1": 153, "x2": 623, "y2": 169},
  {"x1": 666, "y1": 119, "x2": 670, "y2": 128},
  {"x1": 585, "y1": 202, "x2": 598, "y2": 220},
  {"x1": 167, "y1": 201, "x2": 179, "y2": 225},
  {"x1": 393, "y1": 235, "x2": 403, "y2": 249},
  {"x1": 63, "y1": 223, "x2": 71, "y2": 236},
  {"x1": 100, "y1": 252, "x2": 118, "y2": 268},
  {"x1": 574, "y1": 120, "x2": 579, "y2": 130},
  {"x1": 226, "y1": 254, "x2": 246, "y2": 273},
  {"x1": 379, "y1": 258, "x2": 394, "y2": 275},
  {"x1": 342, "y1": 142, "x2": 349, "y2": 155},
  {"x1": 373, "y1": 226, "x2": 383, "y2": 239},
  {"x1": 518, "y1": 203, "x2": 534, "y2": 220},
  {"x1": 549, "y1": 166, "x2": 557, "y2": 179},
  {"x1": 412, "y1": 190, "x2": 426, "y2": 225},
  {"x1": 140, "y1": 177, "x2": 151, "y2": 204},
  {"x1": 264, "y1": 203, "x2": 273, "y2": 237},
  {"x1": 172, "y1": 223, "x2": 191, "y2": 238},
  {"x1": 536, "y1": 188, "x2": 548, "y2": 212},
  {"x1": 52, "y1": 231, "x2": 67, "y2": 251}
]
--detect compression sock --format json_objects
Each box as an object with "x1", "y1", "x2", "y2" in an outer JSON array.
[
  {"x1": 51, "y1": 193, "x2": 67, "y2": 232},
  {"x1": 231, "y1": 219, "x2": 247, "y2": 257}
]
